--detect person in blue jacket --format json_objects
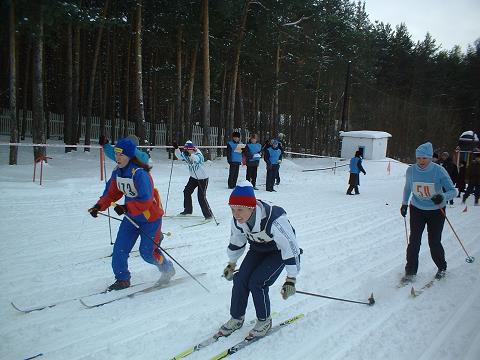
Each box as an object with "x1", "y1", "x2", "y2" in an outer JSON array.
[
  {"x1": 244, "y1": 133, "x2": 262, "y2": 189},
  {"x1": 346, "y1": 151, "x2": 366, "y2": 195},
  {"x1": 88, "y1": 138, "x2": 175, "y2": 291},
  {"x1": 400, "y1": 142, "x2": 456, "y2": 283},
  {"x1": 99, "y1": 135, "x2": 150, "y2": 166},
  {"x1": 264, "y1": 139, "x2": 282, "y2": 192},
  {"x1": 218, "y1": 181, "x2": 300, "y2": 339},
  {"x1": 227, "y1": 131, "x2": 244, "y2": 189}
]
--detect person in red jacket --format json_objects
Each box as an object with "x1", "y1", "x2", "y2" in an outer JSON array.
[{"x1": 88, "y1": 138, "x2": 175, "y2": 291}]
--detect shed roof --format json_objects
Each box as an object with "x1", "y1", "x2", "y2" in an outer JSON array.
[{"x1": 339, "y1": 130, "x2": 392, "y2": 139}]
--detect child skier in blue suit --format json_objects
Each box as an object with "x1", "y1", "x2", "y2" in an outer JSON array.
[
  {"x1": 400, "y1": 142, "x2": 456, "y2": 283},
  {"x1": 89, "y1": 138, "x2": 175, "y2": 291},
  {"x1": 218, "y1": 181, "x2": 300, "y2": 339}
]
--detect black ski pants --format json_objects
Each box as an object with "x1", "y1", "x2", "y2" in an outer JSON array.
[
  {"x1": 228, "y1": 163, "x2": 240, "y2": 189},
  {"x1": 246, "y1": 165, "x2": 258, "y2": 187},
  {"x1": 405, "y1": 205, "x2": 447, "y2": 275},
  {"x1": 183, "y1": 177, "x2": 211, "y2": 218},
  {"x1": 266, "y1": 164, "x2": 279, "y2": 191}
]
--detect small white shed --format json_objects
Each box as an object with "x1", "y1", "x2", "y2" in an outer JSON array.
[{"x1": 339, "y1": 130, "x2": 392, "y2": 160}]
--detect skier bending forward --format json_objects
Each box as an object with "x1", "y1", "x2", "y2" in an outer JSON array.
[{"x1": 219, "y1": 181, "x2": 301, "y2": 338}]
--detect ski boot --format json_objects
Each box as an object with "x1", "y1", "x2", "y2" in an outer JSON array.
[
  {"x1": 107, "y1": 279, "x2": 130, "y2": 292},
  {"x1": 157, "y1": 267, "x2": 176, "y2": 285},
  {"x1": 247, "y1": 316, "x2": 272, "y2": 339},
  {"x1": 218, "y1": 316, "x2": 245, "y2": 337},
  {"x1": 435, "y1": 269, "x2": 446, "y2": 280}
]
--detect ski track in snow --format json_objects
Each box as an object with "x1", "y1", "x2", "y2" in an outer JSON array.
[{"x1": 1, "y1": 140, "x2": 480, "y2": 360}]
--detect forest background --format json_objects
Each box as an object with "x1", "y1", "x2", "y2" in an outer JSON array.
[{"x1": 1, "y1": 0, "x2": 479, "y2": 164}]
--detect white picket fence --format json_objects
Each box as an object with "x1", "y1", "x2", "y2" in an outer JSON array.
[{"x1": 0, "y1": 108, "x2": 227, "y2": 151}]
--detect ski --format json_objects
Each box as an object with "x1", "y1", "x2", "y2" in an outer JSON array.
[
  {"x1": 80, "y1": 273, "x2": 206, "y2": 308},
  {"x1": 181, "y1": 219, "x2": 213, "y2": 229},
  {"x1": 411, "y1": 274, "x2": 446, "y2": 297},
  {"x1": 10, "y1": 281, "x2": 152, "y2": 313},
  {"x1": 209, "y1": 314, "x2": 304, "y2": 360},
  {"x1": 164, "y1": 215, "x2": 204, "y2": 219},
  {"x1": 169, "y1": 314, "x2": 279, "y2": 360}
]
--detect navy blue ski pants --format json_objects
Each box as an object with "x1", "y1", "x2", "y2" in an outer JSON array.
[
  {"x1": 230, "y1": 249, "x2": 285, "y2": 321},
  {"x1": 405, "y1": 205, "x2": 446, "y2": 275}
]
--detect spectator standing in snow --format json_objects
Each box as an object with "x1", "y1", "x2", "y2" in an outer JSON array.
[
  {"x1": 244, "y1": 133, "x2": 262, "y2": 189},
  {"x1": 439, "y1": 151, "x2": 458, "y2": 205},
  {"x1": 346, "y1": 151, "x2": 366, "y2": 195},
  {"x1": 462, "y1": 155, "x2": 480, "y2": 206},
  {"x1": 174, "y1": 140, "x2": 213, "y2": 220},
  {"x1": 219, "y1": 181, "x2": 300, "y2": 339},
  {"x1": 88, "y1": 138, "x2": 175, "y2": 291},
  {"x1": 456, "y1": 160, "x2": 467, "y2": 198},
  {"x1": 274, "y1": 133, "x2": 286, "y2": 185},
  {"x1": 400, "y1": 142, "x2": 456, "y2": 283},
  {"x1": 264, "y1": 139, "x2": 282, "y2": 192},
  {"x1": 227, "y1": 131, "x2": 244, "y2": 189}
]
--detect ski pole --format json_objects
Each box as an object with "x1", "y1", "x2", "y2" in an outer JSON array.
[
  {"x1": 96, "y1": 212, "x2": 171, "y2": 237},
  {"x1": 403, "y1": 217, "x2": 409, "y2": 248},
  {"x1": 109, "y1": 205, "x2": 210, "y2": 292},
  {"x1": 439, "y1": 208, "x2": 475, "y2": 263},
  {"x1": 101, "y1": 148, "x2": 114, "y2": 245},
  {"x1": 164, "y1": 152, "x2": 175, "y2": 215},
  {"x1": 296, "y1": 290, "x2": 375, "y2": 306}
]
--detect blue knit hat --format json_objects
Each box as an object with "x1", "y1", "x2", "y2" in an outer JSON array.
[
  {"x1": 115, "y1": 138, "x2": 136, "y2": 158},
  {"x1": 229, "y1": 181, "x2": 257, "y2": 208},
  {"x1": 415, "y1": 142, "x2": 433, "y2": 158},
  {"x1": 184, "y1": 140, "x2": 196, "y2": 150}
]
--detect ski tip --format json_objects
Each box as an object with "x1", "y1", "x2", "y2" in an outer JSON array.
[{"x1": 368, "y1": 293, "x2": 375, "y2": 306}]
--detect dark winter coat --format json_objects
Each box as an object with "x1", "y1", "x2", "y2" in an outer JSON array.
[
  {"x1": 440, "y1": 158, "x2": 458, "y2": 184},
  {"x1": 467, "y1": 161, "x2": 480, "y2": 185}
]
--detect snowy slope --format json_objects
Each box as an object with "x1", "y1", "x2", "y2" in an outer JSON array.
[{"x1": 1, "y1": 140, "x2": 479, "y2": 360}]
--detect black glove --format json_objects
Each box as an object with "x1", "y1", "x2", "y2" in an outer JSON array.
[
  {"x1": 114, "y1": 204, "x2": 127, "y2": 216},
  {"x1": 99, "y1": 135, "x2": 109, "y2": 146},
  {"x1": 172, "y1": 141, "x2": 178, "y2": 149},
  {"x1": 431, "y1": 194, "x2": 444, "y2": 205},
  {"x1": 400, "y1": 205, "x2": 408, "y2": 217},
  {"x1": 88, "y1": 204, "x2": 101, "y2": 218},
  {"x1": 362, "y1": 170, "x2": 366, "y2": 175},
  {"x1": 183, "y1": 150, "x2": 190, "y2": 157}
]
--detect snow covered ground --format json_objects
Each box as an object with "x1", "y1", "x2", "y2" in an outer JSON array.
[{"x1": 1, "y1": 139, "x2": 479, "y2": 360}]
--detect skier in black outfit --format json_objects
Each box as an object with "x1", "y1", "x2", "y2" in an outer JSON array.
[{"x1": 440, "y1": 152, "x2": 458, "y2": 205}]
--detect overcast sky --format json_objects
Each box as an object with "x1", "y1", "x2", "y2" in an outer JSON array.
[{"x1": 363, "y1": 0, "x2": 480, "y2": 52}]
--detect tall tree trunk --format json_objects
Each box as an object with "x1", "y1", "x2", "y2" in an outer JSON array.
[
  {"x1": 218, "y1": 66, "x2": 227, "y2": 156},
  {"x1": 9, "y1": 0, "x2": 18, "y2": 165},
  {"x1": 186, "y1": 43, "x2": 198, "y2": 130},
  {"x1": 21, "y1": 41, "x2": 31, "y2": 140},
  {"x1": 84, "y1": 0, "x2": 110, "y2": 151},
  {"x1": 64, "y1": 23, "x2": 73, "y2": 152},
  {"x1": 201, "y1": 0, "x2": 211, "y2": 157},
  {"x1": 32, "y1": 5, "x2": 46, "y2": 161},
  {"x1": 175, "y1": 25, "x2": 183, "y2": 143},
  {"x1": 238, "y1": 72, "x2": 245, "y2": 131},
  {"x1": 100, "y1": 30, "x2": 111, "y2": 138},
  {"x1": 123, "y1": 32, "x2": 131, "y2": 138},
  {"x1": 133, "y1": 0, "x2": 146, "y2": 142},
  {"x1": 73, "y1": 26, "x2": 81, "y2": 143},
  {"x1": 227, "y1": 0, "x2": 252, "y2": 133},
  {"x1": 273, "y1": 39, "x2": 280, "y2": 136}
]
